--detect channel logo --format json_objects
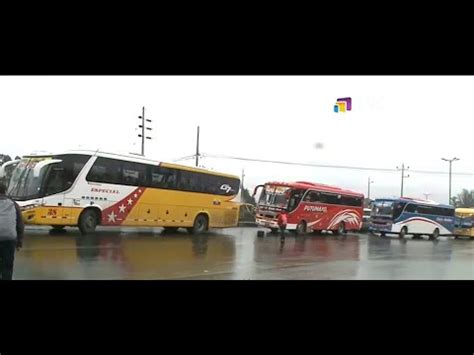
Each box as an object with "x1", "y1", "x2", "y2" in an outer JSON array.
[{"x1": 334, "y1": 97, "x2": 352, "y2": 113}]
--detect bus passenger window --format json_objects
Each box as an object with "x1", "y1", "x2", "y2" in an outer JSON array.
[{"x1": 44, "y1": 167, "x2": 66, "y2": 196}]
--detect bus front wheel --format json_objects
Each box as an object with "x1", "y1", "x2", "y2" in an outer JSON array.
[
  {"x1": 295, "y1": 221, "x2": 307, "y2": 235},
  {"x1": 188, "y1": 214, "x2": 208, "y2": 235},
  {"x1": 78, "y1": 209, "x2": 99, "y2": 235}
]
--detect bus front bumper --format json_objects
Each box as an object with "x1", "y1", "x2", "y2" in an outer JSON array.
[
  {"x1": 256, "y1": 218, "x2": 279, "y2": 229},
  {"x1": 368, "y1": 222, "x2": 393, "y2": 233}
]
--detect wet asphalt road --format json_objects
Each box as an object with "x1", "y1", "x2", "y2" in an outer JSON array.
[{"x1": 12, "y1": 226, "x2": 474, "y2": 280}]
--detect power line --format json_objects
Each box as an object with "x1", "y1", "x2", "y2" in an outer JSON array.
[{"x1": 184, "y1": 153, "x2": 474, "y2": 177}]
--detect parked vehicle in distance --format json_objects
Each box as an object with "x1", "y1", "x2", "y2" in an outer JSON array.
[
  {"x1": 369, "y1": 197, "x2": 455, "y2": 239},
  {"x1": 454, "y1": 208, "x2": 474, "y2": 238},
  {"x1": 253, "y1": 181, "x2": 364, "y2": 235}
]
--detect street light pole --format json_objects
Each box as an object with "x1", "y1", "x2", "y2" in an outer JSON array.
[
  {"x1": 367, "y1": 177, "x2": 374, "y2": 200},
  {"x1": 442, "y1": 157, "x2": 460, "y2": 205},
  {"x1": 195, "y1": 126, "x2": 200, "y2": 167}
]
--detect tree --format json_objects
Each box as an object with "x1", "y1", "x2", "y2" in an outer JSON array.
[
  {"x1": 450, "y1": 196, "x2": 459, "y2": 207},
  {"x1": 363, "y1": 198, "x2": 373, "y2": 208},
  {"x1": 241, "y1": 188, "x2": 256, "y2": 206},
  {"x1": 0, "y1": 154, "x2": 12, "y2": 164},
  {"x1": 454, "y1": 189, "x2": 474, "y2": 208}
]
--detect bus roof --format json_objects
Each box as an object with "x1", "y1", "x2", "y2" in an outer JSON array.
[
  {"x1": 374, "y1": 197, "x2": 454, "y2": 209},
  {"x1": 22, "y1": 149, "x2": 240, "y2": 180},
  {"x1": 264, "y1": 181, "x2": 364, "y2": 197}
]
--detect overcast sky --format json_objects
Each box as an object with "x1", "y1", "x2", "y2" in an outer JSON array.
[{"x1": 0, "y1": 76, "x2": 472, "y2": 203}]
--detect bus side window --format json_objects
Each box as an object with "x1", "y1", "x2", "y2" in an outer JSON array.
[
  {"x1": 303, "y1": 192, "x2": 311, "y2": 202},
  {"x1": 166, "y1": 171, "x2": 177, "y2": 189},
  {"x1": 405, "y1": 204, "x2": 416, "y2": 213}
]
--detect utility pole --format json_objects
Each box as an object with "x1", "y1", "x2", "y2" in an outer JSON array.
[
  {"x1": 138, "y1": 106, "x2": 152, "y2": 156},
  {"x1": 396, "y1": 164, "x2": 410, "y2": 197},
  {"x1": 241, "y1": 169, "x2": 245, "y2": 202},
  {"x1": 423, "y1": 193, "x2": 431, "y2": 200},
  {"x1": 195, "y1": 126, "x2": 200, "y2": 167},
  {"x1": 367, "y1": 177, "x2": 374, "y2": 200},
  {"x1": 441, "y1": 157, "x2": 460, "y2": 205}
]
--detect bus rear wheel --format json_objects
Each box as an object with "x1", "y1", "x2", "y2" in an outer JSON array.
[
  {"x1": 78, "y1": 209, "x2": 99, "y2": 235},
  {"x1": 333, "y1": 222, "x2": 345, "y2": 235},
  {"x1": 429, "y1": 228, "x2": 440, "y2": 240},
  {"x1": 270, "y1": 228, "x2": 279, "y2": 234},
  {"x1": 399, "y1": 226, "x2": 407, "y2": 239},
  {"x1": 187, "y1": 214, "x2": 208, "y2": 235}
]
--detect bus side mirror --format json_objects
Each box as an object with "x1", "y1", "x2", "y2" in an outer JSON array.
[
  {"x1": 0, "y1": 160, "x2": 21, "y2": 178},
  {"x1": 253, "y1": 185, "x2": 264, "y2": 198}
]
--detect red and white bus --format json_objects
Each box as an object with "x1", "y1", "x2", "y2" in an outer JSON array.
[{"x1": 253, "y1": 181, "x2": 364, "y2": 235}]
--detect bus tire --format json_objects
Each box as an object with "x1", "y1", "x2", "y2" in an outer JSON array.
[
  {"x1": 429, "y1": 228, "x2": 440, "y2": 240},
  {"x1": 270, "y1": 228, "x2": 279, "y2": 234},
  {"x1": 380, "y1": 232, "x2": 386, "y2": 237},
  {"x1": 188, "y1": 214, "x2": 208, "y2": 235},
  {"x1": 295, "y1": 221, "x2": 307, "y2": 235},
  {"x1": 399, "y1": 226, "x2": 407, "y2": 239},
  {"x1": 333, "y1": 222, "x2": 345, "y2": 235},
  {"x1": 78, "y1": 209, "x2": 99, "y2": 235}
]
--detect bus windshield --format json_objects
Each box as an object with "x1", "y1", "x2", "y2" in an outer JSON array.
[
  {"x1": 8, "y1": 154, "x2": 91, "y2": 201},
  {"x1": 456, "y1": 213, "x2": 474, "y2": 228},
  {"x1": 372, "y1": 200, "x2": 395, "y2": 217},
  {"x1": 7, "y1": 157, "x2": 51, "y2": 200},
  {"x1": 259, "y1": 185, "x2": 291, "y2": 209}
]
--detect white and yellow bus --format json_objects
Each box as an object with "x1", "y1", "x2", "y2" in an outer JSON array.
[
  {"x1": 454, "y1": 208, "x2": 474, "y2": 238},
  {"x1": 4, "y1": 150, "x2": 241, "y2": 234}
]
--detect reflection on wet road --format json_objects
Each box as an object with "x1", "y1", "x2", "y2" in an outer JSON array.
[{"x1": 13, "y1": 227, "x2": 474, "y2": 279}]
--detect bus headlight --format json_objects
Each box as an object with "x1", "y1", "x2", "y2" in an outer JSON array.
[{"x1": 20, "y1": 203, "x2": 41, "y2": 211}]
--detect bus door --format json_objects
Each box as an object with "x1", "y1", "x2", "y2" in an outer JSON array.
[
  {"x1": 40, "y1": 162, "x2": 71, "y2": 224},
  {"x1": 300, "y1": 190, "x2": 319, "y2": 222}
]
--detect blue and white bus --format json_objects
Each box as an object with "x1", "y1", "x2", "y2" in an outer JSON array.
[{"x1": 369, "y1": 197, "x2": 455, "y2": 239}]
